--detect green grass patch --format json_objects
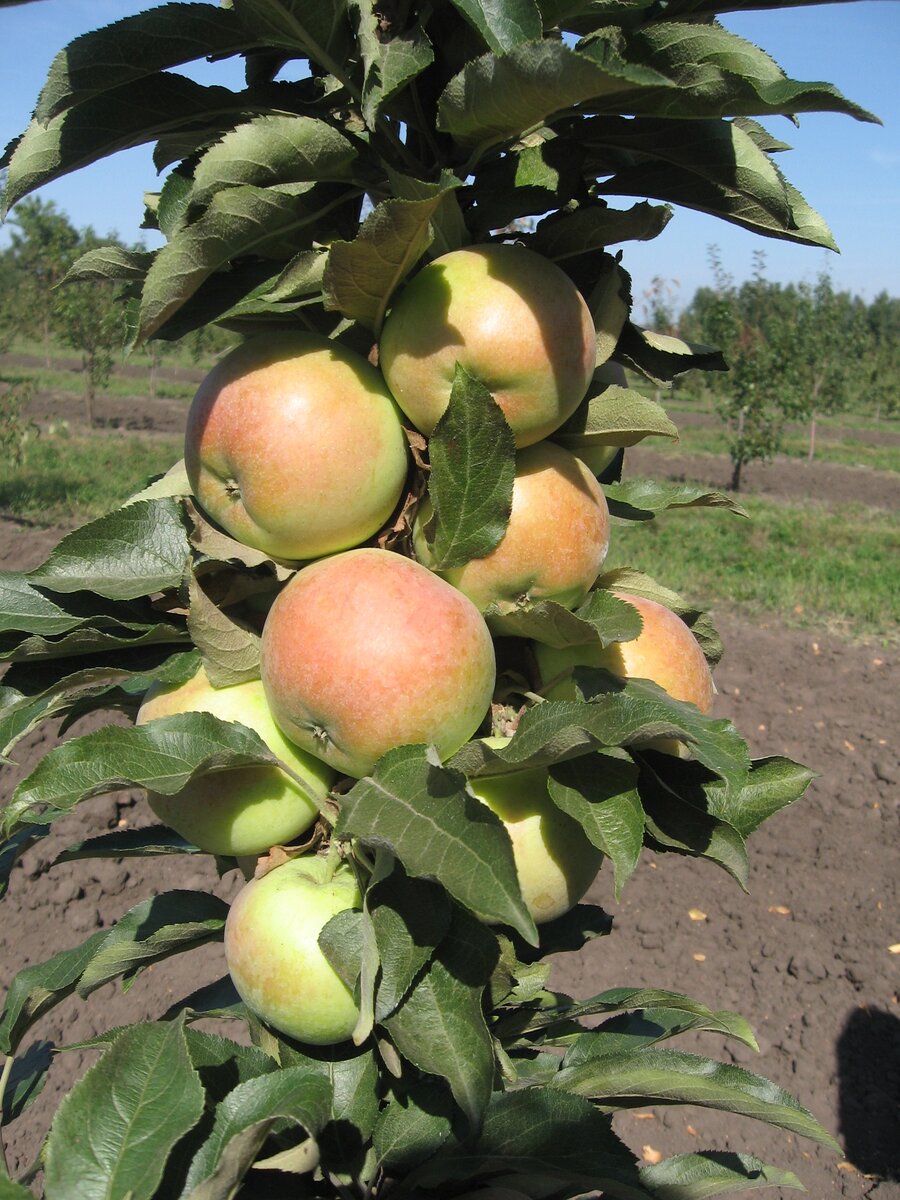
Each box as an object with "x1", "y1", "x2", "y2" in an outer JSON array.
[
  {"x1": 0, "y1": 431, "x2": 183, "y2": 525},
  {"x1": 650, "y1": 421, "x2": 900, "y2": 474},
  {"x1": 606, "y1": 490, "x2": 900, "y2": 644},
  {"x1": 1, "y1": 361, "x2": 197, "y2": 402}
]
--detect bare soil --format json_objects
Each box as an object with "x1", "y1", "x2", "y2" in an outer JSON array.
[{"x1": 0, "y1": 403, "x2": 897, "y2": 1196}]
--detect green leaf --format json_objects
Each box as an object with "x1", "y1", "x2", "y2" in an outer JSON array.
[
  {"x1": 641, "y1": 1151, "x2": 804, "y2": 1197},
  {"x1": 424, "y1": 365, "x2": 516, "y2": 571},
  {"x1": 0, "y1": 621, "x2": 189, "y2": 667},
  {"x1": 183, "y1": 1066, "x2": 332, "y2": 1196},
  {"x1": 324, "y1": 189, "x2": 459, "y2": 332},
  {"x1": 2, "y1": 711, "x2": 280, "y2": 837},
  {"x1": 62, "y1": 245, "x2": 154, "y2": 285},
  {"x1": 35, "y1": 3, "x2": 253, "y2": 121},
  {"x1": 188, "y1": 570, "x2": 261, "y2": 688},
  {"x1": 553, "y1": 1047, "x2": 840, "y2": 1149},
  {"x1": 336, "y1": 745, "x2": 538, "y2": 945},
  {"x1": 1, "y1": 1039, "x2": 53, "y2": 1124},
  {"x1": 0, "y1": 825, "x2": 39, "y2": 899},
  {"x1": 139, "y1": 180, "x2": 355, "y2": 340},
  {"x1": 596, "y1": 567, "x2": 723, "y2": 666},
  {"x1": 386, "y1": 168, "x2": 469, "y2": 256},
  {"x1": 192, "y1": 115, "x2": 359, "y2": 207},
  {"x1": 27, "y1": 499, "x2": 190, "y2": 601},
  {"x1": 605, "y1": 480, "x2": 748, "y2": 522},
  {"x1": 411, "y1": 1088, "x2": 652, "y2": 1197},
  {"x1": 0, "y1": 928, "x2": 109, "y2": 1055},
  {"x1": 374, "y1": 1077, "x2": 458, "y2": 1173},
  {"x1": 451, "y1": 676, "x2": 749, "y2": 798},
  {"x1": 383, "y1": 907, "x2": 497, "y2": 1130},
  {"x1": 352, "y1": 2, "x2": 435, "y2": 126},
  {"x1": 448, "y1": 0, "x2": 543, "y2": 55},
  {"x1": 54, "y1": 826, "x2": 203, "y2": 865},
  {"x1": 77, "y1": 890, "x2": 229, "y2": 997},
  {"x1": 369, "y1": 860, "x2": 452, "y2": 1021},
  {"x1": 166, "y1": 975, "x2": 250, "y2": 1024},
  {"x1": 3, "y1": 74, "x2": 264, "y2": 211},
  {"x1": 492, "y1": 584, "x2": 642, "y2": 649},
  {"x1": 617, "y1": 323, "x2": 728, "y2": 386},
  {"x1": 565, "y1": 1005, "x2": 757, "y2": 1060},
  {"x1": 531, "y1": 201, "x2": 672, "y2": 258},
  {"x1": 230, "y1": 0, "x2": 352, "y2": 66},
  {"x1": 42, "y1": 1019, "x2": 205, "y2": 1200},
  {"x1": 0, "y1": 1177, "x2": 35, "y2": 1199},
  {"x1": 552, "y1": 381, "x2": 679, "y2": 451},
  {"x1": 547, "y1": 752, "x2": 644, "y2": 897}
]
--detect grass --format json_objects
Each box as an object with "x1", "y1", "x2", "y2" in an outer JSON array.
[
  {"x1": 0, "y1": 362, "x2": 198, "y2": 403},
  {"x1": 0, "y1": 430, "x2": 183, "y2": 526},
  {"x1": 606, "y1": 490, "x2": 900, "y2": 644}
]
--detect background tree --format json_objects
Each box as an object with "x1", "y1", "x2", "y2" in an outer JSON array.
[{"x1": 4, "y1": 196, "x2": 79, "y2": 366}]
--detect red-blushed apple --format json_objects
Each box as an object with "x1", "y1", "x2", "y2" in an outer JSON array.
[
  {"x1": 224, "y1": 855, "x2": 361, "y2": 1045},
  {"x1": 261, "y1": 548, "x2": 496, "y2": 778},
  {"x1": 533, "y1": 591, "x2": 714, "y2": 754},
  {"x1": 378, "y1": 244, "x2": 596, "y2": 448},
  {"x1": 137, "y1": 665, "x2": 334, "y2": 856},
  {"x1": 413, "y1": 441, "x2": 610, "y2": 633},
  {"x1": 468, "y1": 738, "x2": 603, "y2": 924},
  {"x1": 185, "y1": 332, "x2": 409, "y2": 561}
]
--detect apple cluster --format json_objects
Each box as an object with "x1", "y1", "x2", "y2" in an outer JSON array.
[{"x1": 138, "y1": 243, "x2": 714, "y2": 1046}]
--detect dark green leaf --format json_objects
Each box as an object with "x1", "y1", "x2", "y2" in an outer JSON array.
[
  {"x1": 0, "y1": 825, "x2": 39, "y2": 899},
  {"x1": 641, "y1": 1151, "x2": 804, "y2": 1197},
  {"x1": 336, "y1": 745, "x2": 538, "y2": 944},
  {"x1": 1, "y1": 1039, "x2": 53, "y2": 1123},
  {"x1": 411, "y1": 1087, "x2": 652, "y2": 1197},
  {"x1": 565, "y1": 1006, "x2": 758, "y2": 1062},
  {"x1": 531, "y1": 200, "x2": 671, "y2": 258},
  {"x1": 183, "y1": 1066, "x2": 332, "y2": 1195},
  {"x1": 27, "y1": 498, "x2": 190, "y2": 601},
  {"x1": 230, "y1": 0, "x2": 352, "y2": 65},
  {"x1": 424, "y1": 365, "x2": 516, "y2": 571},
  {"x1": 374, "y1": 1077, "x2": 458, "y2": 1172},
  {"x1": 35, "y1": 4, "x2": 253, "y2": 121},
  {"x1": 54, "y1": 825, "x2": 203, "y2": 866},
  {"x1": 324, "y1": 189, "x2": 459, "y2": 332},
  {"x1": 2, "y1": 711, "x2": 280, "y2": 837},
  {"x1": 166, "y1": 975, "x2": 250, "y2": 1024},
  {"x1": 62, "y1": 245, "x2": 154, "y2": 285},
  {"x1": 449, "y1": 0, "x2": 543, "y2": 54},
  {"x1": 383, "y1": 907, "x2": 497, "y2": 1130},
  {"x1": 616, "y1": 323, "x2": 728, "y2": 387},
  {"x1": 548, "y1": 751, "x2": 644, "y2": 897},
  {"x1": 553, "y1": 1047, "x2": 840, "y2": 1148},
  {"x1": 42, "y1": 1019, "x2": 205, "y2": 1200},
  {"x1": 352, "y1": 2, "x2": 435, "y2": 125},
  {"x1": 605, "y1": 479, "x2": 748, "y2": 522},
  {"x1": 77, "y1": 890, "x2": 229, "y2": 997}
]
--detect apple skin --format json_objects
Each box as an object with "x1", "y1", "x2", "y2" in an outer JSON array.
[
  {"x1": 533, "y1": 591, "x2": 714, "y2": 754},
  {"x1": 378, "y1": 244, "x2": 596, "y2": 448},
  {"x1": 224, "y1": 856, "x2": 361, "y2": 1046},
  {"x1": 136, "y1": 665, "x2": 334, "y2": 856},
  {"x1": 185, "y1": 332, "x2": 409, "y2": 561},
  {"x1": 260, "y1": 548, "x2": 497, "y2": 778},
  {"x1": 469, "y1": 738, "x2": 603, "y2": 925},
  {"x1": 414, "y1": 441, "x2": 610, "y2": 634}
]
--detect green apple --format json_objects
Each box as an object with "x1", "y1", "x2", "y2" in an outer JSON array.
[
  {"x1": 379, "y1": 244, "x2": 596, "y2": 448},
  {"x1": 469, "y1": 738, "x2": 603, "y2": 925},
  {"x1": 261, "y1": 548, "x2": 496, "y2": 778},
  {"x1": 185, "y1": 332, "x2": 409, "y2": 561},
  {"x1": 225, "y1": 855, "x2": 361, "y2": 1045},
  {"x1": 414, "y1": 441, "x2": 610, "y2": 633},
  {"x1": 137, "y1": 664, "x2": 334, "y2": 856}
]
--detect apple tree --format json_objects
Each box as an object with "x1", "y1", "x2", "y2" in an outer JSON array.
[{"x1": 0, "y1": 1, "x2": 877, "y2": 1197}]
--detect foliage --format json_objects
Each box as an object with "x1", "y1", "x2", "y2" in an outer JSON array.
[{"x1": 0, "y1": 0, "x2": 876, "y2": 1197}]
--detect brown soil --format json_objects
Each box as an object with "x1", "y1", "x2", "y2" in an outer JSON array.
[{"x1": 0, "y1": 432, "x2": 898, "y2": 1196}]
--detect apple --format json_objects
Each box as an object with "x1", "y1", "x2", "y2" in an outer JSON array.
[
  {"x1": 224, "y1": 855, "x2": 361, "y2": 1045},
  {"x1": 468, "y1": 738, "x2": 603, "y2": 925},
  {"x1": 378, "y1": 244, "x2": 596, "y2": 448},
  {"x1": 261, "y1": 548, "x2": 496, "y2": 778},
  {"x1": 185, "y1": 332, "x2": 409, "y2": 561},
  {"x1": 136, "y1": 664, "x2": 335, "y2": 856},
  {"x1": 533, "y1": 591, "x2": 714, "y2": 753},
  {"x1": 413, "y1": 441, "x2": 610, "y2": 633}
]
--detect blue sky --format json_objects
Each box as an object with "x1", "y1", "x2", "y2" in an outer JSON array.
[{"x1": 1, "y1": 0, "x2": 897, "y2": 316}]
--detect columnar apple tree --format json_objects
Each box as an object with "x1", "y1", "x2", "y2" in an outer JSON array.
[{"x1": 0, "y1": 1, "x2": 875, "y2": 1196}]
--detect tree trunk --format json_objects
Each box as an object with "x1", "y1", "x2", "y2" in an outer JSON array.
[
  {"x1": 84, "y1": 355, "x2": 95, "y2": 428},
  {"x1": 730, "y1": 456, "x2": 742, "y2": 491},
  {"x1": 808, "y1": 410, "x2": 817, "y2": 462}
]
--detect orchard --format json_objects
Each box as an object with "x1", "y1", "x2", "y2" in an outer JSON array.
[{"x1": 0, "y1": 2, "x2": 879, "y2": 1198}]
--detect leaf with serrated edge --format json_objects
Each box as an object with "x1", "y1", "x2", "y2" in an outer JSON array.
[
  {"x1": 564, "y1": 1005, "x2": 757, "y2": 1062},
  {"x1": 548, "y1": 752, "x2": 644, "y2": 898},
  {"x1": 188, "y1": 571, "x2": 261, "y2": 688},
  {"x1": 640, "y1": 1150, "x2": 804, "y2": 1197},
  {"x1": 605, "y1": 480, "x2": 748, "y2": 522},
  {"x1": 54, "y1": 826, "x2": 202, "y2": 865},
  {"x1": 324, "y1": 190, "x2": 458, "y2": 332},
  {"x1": 42, "y1": 1019, "x2": 205, "y2": 1200},
  {"x1": 553, "y1": 383, "x2": 678, "y2": 450},
  {"x1": 532, "y1": 201, "x2": 671, "y2": 258},
  {"x1": 373, "y1": 1078, "x2": 457, "y2": 1173},
  {"x1": 335, "y1": 745, "x2": 538, "y2": 945},
  {"x1": 27, "y1": 498, "x2": 190, "y2": 601},
  {"x1": 597, "y1": 567, "x2": 723, "y2": 667},
  {"x1": 449, "y1": 0, "x2": 542, "y2": 55},
  {"x1": 370, "y1": 860, "x2": 452, "y2": 1021},
  {"x1": 183, "y1": 1067, "x2": 332, "y2": 1195},
  {"x1": 425, "y1": 365, "x2": 516, "y2": 571},
  {"x1": 2, "y1": 711, "x2": 283, "y2": 838},
  {"x1": 617, "y1": 322, "x2": 727, "y2": 387},
  {"x1": 552, "y1": 1047, "x2": 840, "y2": 1149}
]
